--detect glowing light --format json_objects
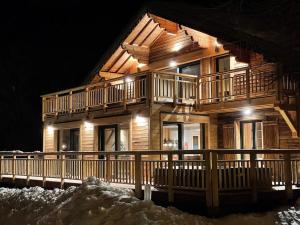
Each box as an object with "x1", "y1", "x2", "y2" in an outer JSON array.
[
  {"x1": 215, "y1": 40, "x2": 222, "y2": 48},
  {"x1": 169, "y1": 60, "x2": 177, "y2": 67},
  {"x1": 172, "y1": 43, "x2": 182, "y2": 52},
  {"x1": 137, "y1": 63, "x2": 146, "y2": 68},
  {"x1": 61, "y1": 144, "x2": 67, "y2": 150},
  {"x1": 84, "y1": 121, "x2": 93, "y2": 129},
  {"x1": 243, "y1": 108, "x2": 252, "y2": 116},
  {"x1": 135, "y1": 115, "x2": 146, "y2": 124},
  {"x1": 47, "y1": 125, "x2": 54, "y2": 132},
  {"x1": 166, "y1": 32, "x2": 176, "y2": 36},
  {"x1": 125, "y1": 77, "x2": 133, "y2": 83}
]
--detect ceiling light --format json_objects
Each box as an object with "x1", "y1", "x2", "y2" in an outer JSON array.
[
  {"x1": 169, "y1": 60, "x2": 177, "y2": 67},
  {"x1": 243, "y1": 108, "x2": 252, "y2": 116},
  {"x1": 137, "y1": 63, "x2": 146, "y2": 68},
  {"x1": 172, "y1": 43, "x2": 182, "y2": 52}
]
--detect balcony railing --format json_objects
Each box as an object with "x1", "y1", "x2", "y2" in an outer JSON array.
[
  {"x1": 0, "y1": 149, "x2": 299, "y2": 208},
  {"x1": 42, "y1": 63, "x2": 296, "y2": 117}
]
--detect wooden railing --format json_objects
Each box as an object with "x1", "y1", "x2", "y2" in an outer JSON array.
[
  {"x1": 1, "y1": 149, "x2": 300, "y2": 208},
  {"x1": 42, "y1": 63, "x2": 292, "y2": 117}
]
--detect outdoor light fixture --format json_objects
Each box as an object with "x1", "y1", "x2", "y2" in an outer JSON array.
[
  {"x1": 169, "y1": 60, "x2": 177, "y2": 67},
  {"x1": 137, "y1": 63, "x2": 146, "y2": 68},
  {"x1": 172, "y1": 43, "x2": 182, "y2": 52},
  {"x1": 166, "y1": 32, "x2": 176, "y2": 36},
  {"x1": 47, "y1": 125, "x2": 54, "y2": 132},
  {"x1": 61, "y1": 144, "x2": 67, "y2": 150},
  {"x1": 243, "y1": 108, "x2": 252, "y2": 116},
  {"x1": 125, "y1": 77, "x2": 133, "y2": 83},
  {"x1": 214, "y1": 40, "x2": 222, "y2": 48},
  {"x1": 84, "y1": 121, "x2": 93, "y2": 129},
  {"x1": 135, "y1": 115, "x2": 146, "y2": 124}
]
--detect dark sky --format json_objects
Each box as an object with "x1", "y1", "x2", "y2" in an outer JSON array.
[
  {"x1": 0, "y1": 0, "x2": 144, "y2": 150},
  {"x1": 0, "y1": 0, "x2": 297, "y2": 151}
]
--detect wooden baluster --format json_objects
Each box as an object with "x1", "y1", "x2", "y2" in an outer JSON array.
[
  {"x1": 106, "y1": 153, "x2": 111, "y2": 182},
  {"x1": 55, "y1": 94, "x2": 59, "y2": 115},
  {"x1": 69, "y1": 91, "x2": 73, "y2": 113},
  {"x1": 284, "y1": 153, "x2": 293, "y2": 200},
  {"x1": 85, "y1": 87, "x2": 89, "y2": 111},
  {"x1": 173, "y1": 75, "x2": 177, "y2": 106},
  {"x1": 60, "y1": 154, "x2": 65, "y2": 189},
  {"x1": 135, "y1": 153, "x2": 142, "y2": 198},
  {"x1": 12, "y1": 155, "x2": 16, "y2": 182},
  {"x1": 246, "y1": 68, "x2": 250, "y2": 101},
  {"x1": 250, "y1": 152, "x2": 257, "y2": 203},
  {"x1": 26, "y1": 155, "x2": 30, "y2": 186},
  {"x1": 205, "y1": 151, "x2": 212, "y2": 207},
  {"x1": 42, "y1": 155, "x2": 46, "y2": 187},
  {"x1": 123, "y1": 78, "x2": 127, "y2": 110},
  {"x1": 167, "y1": 153, "x2": 174, "y2": 202},
  {"x1": 0, "y1": 155, "x2": 2, "y2": 181},
  {"x1": 211, "y1": 151, "x2": 219, "y2": 208}
]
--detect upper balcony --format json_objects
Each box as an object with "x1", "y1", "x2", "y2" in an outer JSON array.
[{"x1": 42, "y1": 63, "x2": 297, "y2": 120}]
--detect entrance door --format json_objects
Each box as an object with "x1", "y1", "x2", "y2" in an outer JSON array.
[
  {"x1": 98, "y1": 125, "x2": 119, "y2": 158},
  {"x1": 240, "y1": 121, "x2": 263, "y2": 159}
]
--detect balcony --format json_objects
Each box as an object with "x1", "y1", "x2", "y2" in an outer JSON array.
[{"x1": 42, "y1": 63, "x2": 296, "y2": 118}]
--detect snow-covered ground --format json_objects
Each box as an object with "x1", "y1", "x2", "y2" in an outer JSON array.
[{"x1": 0, "y1": 177, "x2": 296, "y2": 225}]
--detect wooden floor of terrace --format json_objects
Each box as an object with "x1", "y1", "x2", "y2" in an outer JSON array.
[{"x1": 1, "y1": 149, "x2": 300, "y2": 212}]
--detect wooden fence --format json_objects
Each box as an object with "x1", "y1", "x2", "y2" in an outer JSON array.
[{"x1": 0, "y1": 149, "x2": 299, "y2": 208}]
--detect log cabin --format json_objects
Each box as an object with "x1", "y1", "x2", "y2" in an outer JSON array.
[{"x1": 41, "y1": 6, "x2": 299, "y2": 162}]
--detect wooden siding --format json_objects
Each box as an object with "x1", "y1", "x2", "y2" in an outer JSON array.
[{"x1": 132, "y1": 112, "x2": 149, "y2": 151}]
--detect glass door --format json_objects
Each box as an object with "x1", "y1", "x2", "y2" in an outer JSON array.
[{"x1": 98, "y1": 125, "x2": 119, "y2": 159}]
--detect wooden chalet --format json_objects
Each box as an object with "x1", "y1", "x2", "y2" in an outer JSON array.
[{"x1": 41, "y1": 11, "x2": 299, "y2": 158}]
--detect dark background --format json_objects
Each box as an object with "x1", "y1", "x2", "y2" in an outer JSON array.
[{"x1": 0, "y1": 0, "x2": 297, "y2": 151}]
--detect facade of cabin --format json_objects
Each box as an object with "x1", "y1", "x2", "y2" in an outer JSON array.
[{"x1": 41, "y1": 13, "x2": 299, "y2": 159}]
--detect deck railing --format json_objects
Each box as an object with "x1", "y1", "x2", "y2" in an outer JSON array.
[
  {"x1": 42, "y1": 63, "x2": 296, "y2": 117},
  {"x1": 0, "y1": 149, "x2": 299, "y2": 208}
]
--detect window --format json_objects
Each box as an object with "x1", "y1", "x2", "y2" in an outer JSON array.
[
  {"x1": 179, "y1": 61, "x2": 200, "y2": 76},
  {"x1": 58, "y1": 128, "x2": 80, "y2": 151}
]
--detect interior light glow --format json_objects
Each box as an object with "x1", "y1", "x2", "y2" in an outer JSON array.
[
  {"x1": 169, "y1": 60, "x2": 177, "y2": 67},
  {"x1": 61, "y1": 144, "x2": 67, "y2": 150},
  {"x1": 125, "y1": 77, "x2": 133, "y2": 83},
  {"x1": 215, "y1": 40, "x2": 222, "y2": 47},
  {"x1": 243, "y1": 108, "x2": 252, "y2": 116}
]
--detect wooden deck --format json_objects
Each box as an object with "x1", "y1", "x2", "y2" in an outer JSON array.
[
  {"x1": 1, "y1": 149, "x2": 300, "y2": 209},
  {"x1": 41, "y1": 63, "x2": 296, "y2": 119}
]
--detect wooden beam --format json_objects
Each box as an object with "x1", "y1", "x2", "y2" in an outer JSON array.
[
  {"x1": 275, "y1": 107, "x2": 298, "y2": 138},
  {"x1": 99, "y1": 71, "x2": 124, "y2": 80}
]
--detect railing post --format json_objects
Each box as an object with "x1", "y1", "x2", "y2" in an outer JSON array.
[
  {"x1": 167, "y1": 152, "x2": 174, "y2": 203},
  {"x1": 246, "y1": 68, "x2": 250, "y2": 101},
  {"x1": 0, "y1": 155, "x2": 2, "y2": 181},
  {"x1": 60, "y1": 154, "x2": 65, "y2": 188},
  {"x1": 81, "y1": 153, "x2": 84, "y2": 181},
  {"x1": 284, "y1": 153, "x2": 293, "y2": 200},
  {"x1": 196, "y1": 77, "x2": 200, "y2": 110},
  {"x1": 26, "y1": 155, "x2": 30, "y2": 186},
  {"x1": 104, "y1": 83, "x2": 108, "y2": 111},
  {"x1": 85, "y1": 87, "x2": 89, "y2": 111},
  {"x1": 173, "y1": 75, "x2": 177, "y2": 106},
  {"x1": 147, "y1": 73, "x2": 152, "y2": 106},
  {"x1": 250, "y1": 152, "x2": 257, "y2": 203},
  {"x1": 42, "y1": 155, "x2": 46, "y2": 187},
  {"x1": 69, "y1": 91, "x2": 73, "y2": 113},
  {"x1": 205, "y1": 150, "x2": 212, "y2": 208},
  {"x1": 55, "y1": 94, "x2": 59, "y2": 115},
  {"x1": 211, "y1": 151, "x2": 219, "y2": 208},
  {"x1": 106, "y1": 153, "x2": 111, "y2": 182},
  {"x1": 135, "y1": 152, "x2": 142, "y2": 198},
  {"x1": 219, "y1": 73, "x2": 223, "y2": 103},
  {"x1": 12, "y1": 154, "x2": 16, "y2": 182},
  {"x1": 123, "y1": 78, "x2": 127, "y2": 110}
]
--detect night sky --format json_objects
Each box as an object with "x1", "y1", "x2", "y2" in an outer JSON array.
[{"x1": 0, "y1": 0, "x2": 298, "y2": 151}]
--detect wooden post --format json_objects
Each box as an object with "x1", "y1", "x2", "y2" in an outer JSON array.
[
  {"x1": 55, "y1": 94, "x2": 59, "y2": 116},
  {"x1": 106, "y1": 153, "x2": 111, "y2": 182},
  {"x1": 104, "y1": 83, "x2": 108, "y2": 111},
  {"x1": 246, "y1": 68, "x2": 250, "y2": 101},
  {"x1": 12, "y1": 155, "x2": 16, "y2": 182},
  {"x1": 147, "y1": 73, "x2": 152, "y2": 106},
  {"x1": 167, "y1": 153, "x2": 174, "y2": 203},
  {"x1": 250, "y1": 152, "x2": 257, "y2": 203},
  {"x1": 205, "y1": 150, "x2": 212, "y2": 207},
  {"x1": 81, "y1": 154, "x2": 84, "y2": 181},
  {"x1": 211, "y1": 151, "x2": 219, "y2": 208},
  {"x1": 135, "y1": 152, "x2": 142, "y2": 198},
  {"x1": 26, "y1": 155, "x2": 31, "y2": 186},
  {"x1": 123, "y1": 78, "x2": 127, "y2": 110},
  {"x1": 173, "y1": 75, "x2": 177, "y2": 106},
  {"x1": 85, "y1": 87, "x2": 89, "y2": 111},
  {"x1": 69, "y1": 91, "x2": 73, "y2": 113},
  {"x1": 60, "y1": 154, "x2": 65, "y2": 189},
  {"x1": 196, "y1": 77, "x2": 200, "y2": 111},
  {"x1": 42, "y1": 155, "x2": 46, "y2": 187},
  {"x1": 0, "y1": 155, "x2": 2, "y2": 181},
  {"x1": 284, "y1": 153, "x2": 293, "y2": 200}
]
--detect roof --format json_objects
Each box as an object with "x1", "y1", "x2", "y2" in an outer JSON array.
[{"x1": 85, "y1": 1, "x2": 300, "y2": 83}]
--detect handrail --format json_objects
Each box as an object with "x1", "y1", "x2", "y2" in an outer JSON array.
[{"x1": 1, "y1": 149, "x2": 299, "y2": 156}]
